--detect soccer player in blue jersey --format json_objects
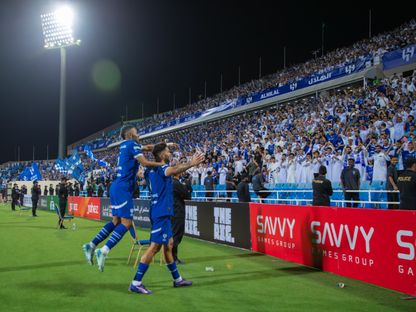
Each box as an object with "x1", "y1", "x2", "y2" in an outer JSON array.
[
  {"x1": 82, "y1": 125, "x2": 173, "y2": 272},
  {"x1": 129, "y1": 142, "x2": 205, "y2": 294}
]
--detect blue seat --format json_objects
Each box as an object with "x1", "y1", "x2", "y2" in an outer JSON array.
[
  {"x1": 53, "y1": 203, "x2": 74, "y2": 229},
  {"x1": 361, "y1": 181, "x2": 370, "y2": 190}
]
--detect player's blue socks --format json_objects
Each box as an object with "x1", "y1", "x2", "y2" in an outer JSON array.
[
  {"x1": 133, "y1": 262, "x2": 150, "y2": 283},
  {"x1": 103, "y1": 224, "x2": 128, "y2": 252},
  {"x1": 167, "y1": 261, "x2": 182, "y2": 282},
  {"x1": 91, "y1": 222, "x2": 116, "y2": 247}
]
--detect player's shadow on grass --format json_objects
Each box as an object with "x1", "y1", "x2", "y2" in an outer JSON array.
[
  {"x1": 185, "y1": 252, "x2": 265, "y2": 264},
  {"x1": 0, "y1": 261, "x2": 85, "y2": 273}
]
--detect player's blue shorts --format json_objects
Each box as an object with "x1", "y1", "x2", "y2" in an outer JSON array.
[
  {"x1": 110, "y1": 184, "x2": 134, "y2": 219},
  {"x1": 150, "y1": 216, "x2": 172, "y2": 245}
]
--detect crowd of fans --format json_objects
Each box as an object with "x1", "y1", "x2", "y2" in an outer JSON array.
[
  {"x1": 1, "y1": 20, "x2": 415, "y2": 195},
  {"x1": 73, "y1": 19, "x2": 416, "y2": 150},
  {"x1": 1, "y1": 72, "x2": 415, "y2": 195},
  {"x1": 134, "y1": 73, "x2": 416, "y2": 187}
]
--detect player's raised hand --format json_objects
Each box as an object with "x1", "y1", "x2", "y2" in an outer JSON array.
[{"x1": 191, "y1": 152, "x2": 205, "y2": 167}]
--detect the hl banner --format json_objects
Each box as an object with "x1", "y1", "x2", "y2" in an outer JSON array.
[{"x1": 184, "y1": 201, "x2": 251, "y2": 249}]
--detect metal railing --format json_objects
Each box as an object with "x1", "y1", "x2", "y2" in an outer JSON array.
[
  {"x1": 77, "y1": 188, "x2": 400, "y2": 208},
  {"x1": 185, "y1": 189, "x2": 400, "y2": 208}
]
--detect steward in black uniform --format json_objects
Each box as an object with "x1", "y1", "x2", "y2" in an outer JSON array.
[
  {"x1": 172, "y1": 173, "x2": 192, "y2": 264},
  {"x1": 49, "y1": 184, "x2": 54, "y2": 196},
  {"x1": 68, "y1": 182, "x2": 74, "y2": 196},
  {"x1": 43, "y1": 186, "x2": 48, "y2": 196},
  {"x1": 312, "y1": 166, "x2": 333, "y2": 206},
  {"x1": 341, "y1": 158, "x2": 361, "y2": 207},
  {"x1": 11, "y1": 184, "x2": 20, "y2": 211},
  {"x1": 58, "y1": 178, "x2": 69, "y2": 229},
  {"x1": 31, "y1": 181, "x2": 41, "y2": 216},
  {"x1": 20, "y1": 185, "x2": 27, "y2": 206},
  {"x1": 74, "y1": 183, "x2": 80, "y2": 196},
  {"x1": 397, "y1": 158, "x2": 416, "y2": 210},
  {"x1": 237, "y1": 175, "x2": 251, "y2": 203}
]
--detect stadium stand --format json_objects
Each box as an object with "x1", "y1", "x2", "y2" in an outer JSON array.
[{"x1": 1, "y1": 20, "x2": 416, "y2": 208}]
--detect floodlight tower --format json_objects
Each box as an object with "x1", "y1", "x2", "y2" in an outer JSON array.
[{"x1": 41, "y1": 6, "x2": 80, "y2": 159}]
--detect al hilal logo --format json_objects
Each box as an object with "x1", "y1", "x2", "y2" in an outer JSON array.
[{"x1": 402, "y1": 46, "x2": 415, "y2": 62}]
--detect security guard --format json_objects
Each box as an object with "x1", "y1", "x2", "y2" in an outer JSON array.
[
  {"x1": 172, "y1": 172, "x2": 192, "y2": 264},
  {"x1": 31, "y1": 181, "x2": 41, "y2": 217},
  {"x1": 312, "y1": 165, "x2": 333, "y2": 206},
  {"x1": 11, "y1": 183, "x2": 20, "y2": 211},
  {"x1": 397, "y1": 158, "x2": 416, "y2": 210},
  {"x1": 58, "y1": 177, "x2": 69, "y2": 229}
]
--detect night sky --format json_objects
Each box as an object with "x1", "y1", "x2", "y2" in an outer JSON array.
[{"x1": 0, "y1": 0, "x2": 414, "y2": 163}]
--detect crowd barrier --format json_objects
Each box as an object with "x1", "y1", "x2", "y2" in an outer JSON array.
[
  {"x1": 37, "y1": 195, "x2": 59, "y2": 212},
  {"x1": 36, "y1": 195, "x2": 415, "y2": 296}
]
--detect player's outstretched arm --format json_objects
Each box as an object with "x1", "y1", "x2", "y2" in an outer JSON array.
[
  {"x1": 165, "y1": 152, "x2": 205, "y2": 177},
  {"x1": 136, "y1": 155, "x2": 164, "y2": 168},
  {"x1": 141, "y1": 142, "x2": 178, "y2": 152}
]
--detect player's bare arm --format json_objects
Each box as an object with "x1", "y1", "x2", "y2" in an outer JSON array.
[{"x1": 165, "y1": 152, "x2": 205, "y2": 177}]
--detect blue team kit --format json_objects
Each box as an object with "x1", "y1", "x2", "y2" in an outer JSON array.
[
  {"x1": 145, "y1": 165, "x2": 174, "y2": 245},
  {"x1": 110, "y1": 140, "x2": 143, "y2": 219}
]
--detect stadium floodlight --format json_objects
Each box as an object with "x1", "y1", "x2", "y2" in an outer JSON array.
[
  {"x1": 41, "y1": 5, "x2": 80, "y2": 159},
  {"x1": 41, "y1": 6, "x2": 80, "y2": 49}
]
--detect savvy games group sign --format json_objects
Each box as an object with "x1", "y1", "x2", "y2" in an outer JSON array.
[{"x1": 249, "y1": 203, "x2": 416, "y2": 296}]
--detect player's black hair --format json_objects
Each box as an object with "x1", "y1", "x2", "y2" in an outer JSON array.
[
  {"x1": 120, "y1": 124, "x2": 135, "y2": 140},
  {"x1": 152, "y1": 142, "x2": 167, "y2": 161},
  {"x1": 318, "y1": 165, "x2": 327, "y2": 175},
  {"x1": 405, "y1": 157, "x2": 416, "y2": 169}
]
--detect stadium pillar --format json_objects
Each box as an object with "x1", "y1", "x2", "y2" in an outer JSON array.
[
  {"x1": 283, "y1": 46, "x2": 286, "y2": 69},
  {"x1": 157, "y1": 97, "x2": 160, "y2": 114},
  {"x1": 238, "y1": 66, "x2": 241, "y2": 86},
  {"x1": 58, "y1": 47, "x2": 67, "y2": 159},
  {"x1": 321, "y1": 22, "x2": 325, "y2": 57},
  {"x1": 173, "y1": 93, "x2": 176, "y2": 110},
  {"x1": 220, "y1": 74, "x2": 223, "y2": 93},
  {"x1": 188, "y1": 88, "x2": 191, "y2": 105},
  {"x1": 369, "y1": 9, "x2": 372, "y2": 38},
  {"x1": 259, "y1": 57, "x2": 262, "y2": 78},
  {"x1": 204, "y1": 81, "x2": 207, "y2": 99}
]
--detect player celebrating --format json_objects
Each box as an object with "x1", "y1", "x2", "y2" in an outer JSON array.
[
  {"x1": 129, "y1": 143, "x2": 205, "y2": 294},
  {"x1": 82, "y1": 125, "x2": 173, "y2": 272}
]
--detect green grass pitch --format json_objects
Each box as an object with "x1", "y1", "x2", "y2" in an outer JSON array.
[{"x1": 0, "y1": 204, "x2": 414, "y2": 312}]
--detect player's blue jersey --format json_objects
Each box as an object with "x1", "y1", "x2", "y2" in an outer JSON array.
[
  {"x1": 113, "y1": 140, "x2": 143, "y2": 192},
  {"x1": 145, "y1": 164, "x2": 174, "y2": 219}
]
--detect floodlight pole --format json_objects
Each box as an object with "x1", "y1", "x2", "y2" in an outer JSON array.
[{"x1": 58, "y1": 47, "x2": 67, "y2": 159}]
